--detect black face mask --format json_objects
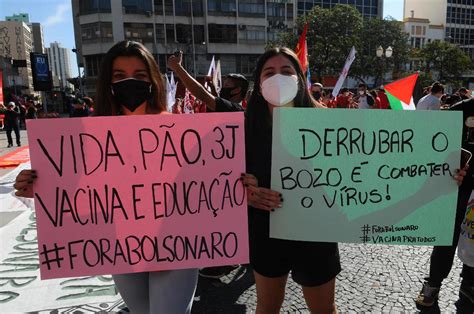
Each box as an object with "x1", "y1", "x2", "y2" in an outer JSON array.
[
  {"x1": 220, "y1": 87, "x2": 238, "y2": 101},
  {"x1": 312, "y1": 91, "x2": 321, "y2": 100},
  {"x1": 111, "y1": 78, "x2": 152, "y2": 112}
]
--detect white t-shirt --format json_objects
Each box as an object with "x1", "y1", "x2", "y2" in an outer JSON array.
[
  {"x1": 417, "y1": 94, "x2": 441, "y2": 110},
  {"x1": 357, "y1": 95, "x2": 370, "y2": 109}
]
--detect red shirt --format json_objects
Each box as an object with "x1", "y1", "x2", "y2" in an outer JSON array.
[{"x1": 377, "y1": 91, "x2": 390, "y2": 109}]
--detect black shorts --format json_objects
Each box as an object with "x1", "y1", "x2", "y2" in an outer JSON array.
[{"x1": 249, "y1": 208, "x2": 341, "y2": 287}]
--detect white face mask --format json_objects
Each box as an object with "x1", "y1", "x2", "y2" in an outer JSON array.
[
  {"x1": 358, "y1": 90, "x2": 365, "y2": 95},
  {"x1": 261, "y1": 74, "x2": 299, "y2": 107}
]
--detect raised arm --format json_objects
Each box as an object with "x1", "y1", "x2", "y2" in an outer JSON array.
[{"x1": 167, "y1": 52, "x2": 218, "y2": 110}]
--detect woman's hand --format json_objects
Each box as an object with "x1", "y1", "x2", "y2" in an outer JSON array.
[
  {"x1": 167, "y1": 51, "x2": 183, "y2": 72},
  {"x1": 14, "y1": 169, "x2": 36, "y2": 198},
  {"x1": 241, "y1": 173, "x2": 282, "y2": 212},
  {"x1": 454, "y1": 164, "x2": 469, "y2": 186}
]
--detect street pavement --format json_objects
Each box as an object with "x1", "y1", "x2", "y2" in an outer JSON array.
[{"x1": 0, "y1": 128, "x2": 464, "y2": 313}]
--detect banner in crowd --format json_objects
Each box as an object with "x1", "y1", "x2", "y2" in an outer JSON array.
[
  {"x1": 27, "y1": 113, "x2": 248, "y2": 279},
  {"x1": 332, "y1": 47, "x2": 356, "y2": 98},
  {"x1": 271, "y1": 108, "x2": 462, "y2": 245}
]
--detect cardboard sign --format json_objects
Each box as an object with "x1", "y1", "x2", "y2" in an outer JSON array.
[
  {"x1": 271, "y1": 108, "x2": 462, "y2": 245},
  {"x1": 27, "y1": 113, "x2": 248, "y2": 279}
]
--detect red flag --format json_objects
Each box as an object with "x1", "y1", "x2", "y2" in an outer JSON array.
[{"x1": 295, "y1": 23, "x2": 309, "y2": 73}]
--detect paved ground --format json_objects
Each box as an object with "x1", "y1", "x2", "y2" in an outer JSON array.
[{"x1": 0, "y1": 128, "x2": 467, "y2": 312}]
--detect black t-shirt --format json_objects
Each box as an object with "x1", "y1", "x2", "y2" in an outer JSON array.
[
  {"x1": 449, "y1": 98, "x2": 474, "y2": 186},
  {"x1": 215, "y1": 97, "x2": 244, "y2": 112},
  {"x1": 4, "y1": 110, "x2": 19, "y2": 127}
]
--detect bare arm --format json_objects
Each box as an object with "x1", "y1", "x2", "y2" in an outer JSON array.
[{"x1": 167, "y1": 52, "x2": 218, "y2": 111}]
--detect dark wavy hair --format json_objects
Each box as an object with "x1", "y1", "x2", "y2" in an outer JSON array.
[
  {"x1": 95, "y1": 40, "x2": 166, "y2": 116},
  {"x1": 246, "y1": 47, "x2": 314, "y2": 140},
  {"x1": 245, "y1": 47, "x2": 316, "y2": 180}
]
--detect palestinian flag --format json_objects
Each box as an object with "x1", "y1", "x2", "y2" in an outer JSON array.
[{"x1": 384, "y1": 73, "x2": 419, "y2": 110}]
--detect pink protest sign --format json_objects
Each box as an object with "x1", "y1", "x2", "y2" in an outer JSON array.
[{"x1": 26, "y1": 113, "x2": 248, "y2": 280}]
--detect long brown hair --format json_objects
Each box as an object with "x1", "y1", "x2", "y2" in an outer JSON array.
[{"x1": 95, "y1": 40, "x2": 166, "y2": 116}]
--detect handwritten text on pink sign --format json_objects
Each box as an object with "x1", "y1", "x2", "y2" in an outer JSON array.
[{"x1": 27, "y1": 113, "x2": 248, "y2": 279}]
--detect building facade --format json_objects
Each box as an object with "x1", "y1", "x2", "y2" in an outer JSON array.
[
  {"x1": 46, "y1": 42, "x2": 73, "y2": 90},
  {"x1": 31, "y1": 23, "x2": 45, "y2": 53},
  {"x1": 72, "y1": 0, "x2": 388, "y2": 96},
  {"x1": 297, "y1": 0, "x2": 383, "y2": 18},
  {"x1": 72, "y1": 0, "x2": 298, "y2": 95},
  {"x1": 5, "y1": 13, "x2": 45, "y2": 54},
  {"x1": 0, "y1": 20, "x2": 34, "y2": 94},
  {"x1": 404, "y1": 0, "x2": 474, "y2": 84}
]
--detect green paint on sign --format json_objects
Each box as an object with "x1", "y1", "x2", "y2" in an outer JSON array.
[{"x1": 270, "y1": 108, "x2": 462, "y2": 245}]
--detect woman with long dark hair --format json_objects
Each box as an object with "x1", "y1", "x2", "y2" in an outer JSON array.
[
  {"x1": 243, "y1": 47, "x2": 340, "y2": 313},
  {"x1": 14, "y1": 40, "x2": 198, "y2": 313}
]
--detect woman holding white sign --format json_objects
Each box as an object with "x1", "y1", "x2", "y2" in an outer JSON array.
[{"x1": 14, "y1": 40, "x2": 199, "y2": 314}]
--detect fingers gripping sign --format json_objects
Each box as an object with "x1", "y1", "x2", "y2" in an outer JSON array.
[
  {"x1": 14, "y1": 169, "x2": 37, "y2": 198},
  {"x1": 241, "y1": 173, "x2": 282, "y2": 212}
]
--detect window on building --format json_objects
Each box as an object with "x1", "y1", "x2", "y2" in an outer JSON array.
[
  {"x1": 415, "y1": 26, "x2": 423, "y2": 35},
  {"x1": 81, "y1": 22, "x2": 113, "y2": 43},
  {"x1": 287, "y1": 3, "x2": 294, "y2": 20},
  {"x1": 85, "y1": 54, "x2": 103, "y2": 77},
  {"x1": 155, "y1": 24, "x2": 165, "y2": 43},
  {"x1": 166, "y1": 24, "x2": 175, "y2": 43},
  {"x1": 236, "y1": 54, "x2": 259, "y2": 76},
  {"x1": 218, "y1": 55, "x2": 237, "y2": 73},
  {"x1": 175, "y1": 0, "x2": 203, "y2": 16},
  {"x1": 208, "y1": 0, "x2": 237, "y2": 16},
  {"x1": 208, "y1": 24, "x2": 237, "y2": 43},
  {"x1": 164, "y1": 0, "x2": 173, "y2": 15},
  {"x1": 194, "y1": 25, "x2": 205, "y2": 44},
  {"x1": 122, "y1": 0, "x2": 152, "y2": 14},
  {"x1": 176, "y1": 24, "x2": 192, "y2": 43},
  {"x1": 124, "y1": 23, "x2": 154, "y2": 43},
  {"x1": 79, "y1": 0, "x2": 111, "y2": 15},
  {"x1": 239, "y1": 0, "x2": 265, "y2": 17},
  {"x1": 154, "y1": 0, "x2": 163, "y2": 14},
  {"x1": 238, "y1": 25, "x2": 265, "y2": 44},
  {"x1": 415, "y1": 37, "x2": 421, "y2": 48}
]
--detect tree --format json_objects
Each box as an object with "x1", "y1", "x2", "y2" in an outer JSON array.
[
  {"x1": 418, "y1": 41, "x2": 473, "y2": 86},
  {"x1": 352, "y1": 17, "x2": 410, "y2": 84},
  {"x1": 270, "y1": 5, "x2": 410, "y2": 84}
]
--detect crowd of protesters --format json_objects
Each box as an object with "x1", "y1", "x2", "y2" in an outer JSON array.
[{"x1": 9, "y1": 39, "x2": 474, "y2": 313}]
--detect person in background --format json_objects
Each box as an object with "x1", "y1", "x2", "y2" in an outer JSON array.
[
  {"x1": 168, "y1": 51, "x2": 247, "y2": 278},
  {"x1": 459, "y1": 87, "x2": 472, "y2": 100},
  {"x1": 13, "y1": 40, "x2": 199, "y2": 314},
  {"x1": 309, "y1": 83, "x2": 328, "y2": 107},
  {"x1": 321, "y1": 91, "x2": 334, "y2": 108},
  {"x1": 26, "y1": 102, "x2": 37, "y2": 120},
  {"x1": 332, "y1": 88, "x2": 355, "y2": 109},
  {"x1": 4, "y1": 102, "x2": 21, "y2": 147},
  {"x1": 71, "y1": 98, "x2": 89, "y2": 117},
  {"x1": 0, "y1": 103, "x2": 5, "y2": 129},
  {"x1": 370, "y1": 90, "x2": 381, "y2": 109},
  {"x1": 416, "y1": 97, "x2": 474, "y2": 312},
  {"x1": 83, "y1": 96, "x2": 95, "y2": 115},
  {"x1": 310, "y1": 83, "x2": 324, "y2": 102},
  {"x1": 168, "y1": 52, "x2": 248, "y2": 113},
  {"x1": 417, "y1": 82, "x2": 444, "y2": 110},
  {"x1": 377, "y1": 87, "x2": 390, "y2": 109},
  {"x1": 353, "y1": 83, "x2": 375, "y2": 109}
]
